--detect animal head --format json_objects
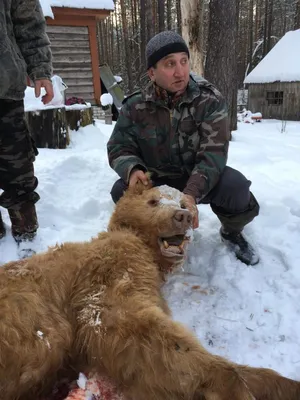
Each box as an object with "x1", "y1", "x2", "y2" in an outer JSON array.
[{"x1": 108, "y1": 181, "x2": 193, "y2": 271}]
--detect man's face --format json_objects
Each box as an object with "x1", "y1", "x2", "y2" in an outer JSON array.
[{"x1": 148, "y1": 52, "x2": 190, "y2": 93}]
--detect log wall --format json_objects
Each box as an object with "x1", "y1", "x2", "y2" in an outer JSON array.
[
  {"x1": 248, "y1": 82, "x2": 300, "y2": 121},
  {"x1": 47, "y1": 25, "x2": 95, "y2": 103}
]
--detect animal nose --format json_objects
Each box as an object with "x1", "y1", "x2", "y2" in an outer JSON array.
[{"x1": 173, "y1": 210, "x2": 192, "y2": 229}]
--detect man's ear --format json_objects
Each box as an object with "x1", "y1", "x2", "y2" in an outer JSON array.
[{"x1": 148, "y1": 68, "x2": 155, "y2": 82}]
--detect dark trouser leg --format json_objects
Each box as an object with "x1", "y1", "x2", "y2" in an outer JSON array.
[
  {"x1": 0, "y1": 99, "x2": 39, "y2": 210},
  {"x1": 0, "y1": 210, "x2": 5, "y2": 239},
  {"x1": 0, "y1": 99, "x2": 39, "y2": 239},
  {"x1": 201, "y1": 166, "x2": 259, "y2": 232},
  {"x1": 110, "y1": 179, "x2": 128, "y2": 204}
]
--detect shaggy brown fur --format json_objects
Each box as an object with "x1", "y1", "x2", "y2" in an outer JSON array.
[{"x1": 0, "y1": 183, "x2": 299, "y2": 400}]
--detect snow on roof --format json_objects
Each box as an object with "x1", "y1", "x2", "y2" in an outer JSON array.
[
  {"x1": 40, "y1": 0, "x2": 54, "y2": 17},
  {"x1": 244, "y1": 29, "x2": 300, "y2": 84},
  {"x1": 40, "y1": 0, "x2": 114, "y2": 18}
]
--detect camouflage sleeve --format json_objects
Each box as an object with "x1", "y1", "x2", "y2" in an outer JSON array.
[
  {"x1": 11, "y1": 0, "x2": 52, "y2": 81},
  {"x1": 107, "y1": 101, "x2": 147, "y2": 183},
  {"x1": 183, "y1": 90, "x2": 230, "y2": 201}
]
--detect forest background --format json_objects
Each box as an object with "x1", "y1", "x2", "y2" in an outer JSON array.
[{"x1": 97, "y1": 0, "x2": 300, "y2": 130}]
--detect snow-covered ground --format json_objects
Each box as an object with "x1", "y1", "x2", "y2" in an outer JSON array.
[{"x1": 1, "y1": 119, "x2": 300, "y2": 380}]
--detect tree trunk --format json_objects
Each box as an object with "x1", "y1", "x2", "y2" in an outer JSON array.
[
  {"x1": 266, "y1": 0, "x2": 273, "y2": 52},
  {"x1": 115, "y1": 4, "x2": 121, "y2": 70},
  {"x1": 25, "y1": 108, "x2": 69, "y2": 149},
  {"x1": 120, "y1": 0, "x2": 134, "y2": 92},
  {"x1": 263, "y1": 0, "x2": 269, "y2": 56},
  {"x1": 146, "y1": 0, "x2": 154, "y2": 42},
  {"x1": 205, "y1": 0, "x2": 239, "y2": 132},
  {"x1": 256, "y1": 0, "x2": 264, "y2": 39},
  {"x1": 248, "y1": 0, "x2": 254, "y2": 72},
  {"x1": 166, "y1": 0, "x2": 172, "y2": 30},
  {"x1": 295, "y1": 0, "x2": 300, "y2": 29},
  {"x1": 140, "y1": 0, "x2": 147, "y2": 72},
  {"x1": 157, "y1": 0, "x2": 165, "y2": 32},
  {"x1": 181, "y1": 0, "x2": 204, "y2": 76},
  {"x1": 176, "y1": 0, "x2": 182, "y2": 35}
]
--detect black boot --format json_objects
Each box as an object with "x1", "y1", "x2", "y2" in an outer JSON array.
[
  {"x1": 8, "y1": 204, "x2": 38, "y2": 243},
  {"x1": 220, "y1": 227, "x2": 259, "y2": 266},
  {"x1": 0, "y1": 211, "x2": 6, "y2": 239}
]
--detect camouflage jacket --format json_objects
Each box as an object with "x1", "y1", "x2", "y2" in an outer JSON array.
[
  {"x1": 0, "y1": 0, "x2": 52, "y2": 100},
  {"x1": 107, "y1": 76, "x2": 230, "y2": 201}
]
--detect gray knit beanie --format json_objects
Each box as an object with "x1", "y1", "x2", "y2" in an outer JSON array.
[{"x1": 146, "y1": 31, "x2": 190, "y2": 69}]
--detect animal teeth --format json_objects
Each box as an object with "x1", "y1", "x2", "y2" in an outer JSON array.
[
  {"x1": 178, "y1": 244, "x2": 184, "y2": 254},
  {"x1": 163, "y1": 240, "x2": 169, "y2": 249}
]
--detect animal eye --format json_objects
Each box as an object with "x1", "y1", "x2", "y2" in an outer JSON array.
[
  {"x1": 180, "y1": 202, "x2": 187, "y2": 209},
  {"x1": 148, "y1": 199, "x2": 159, "y2": 207}
]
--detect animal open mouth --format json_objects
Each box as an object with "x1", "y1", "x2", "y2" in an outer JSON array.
[{"x1": 158, "y1": 234, "x2": 190, "y2": 257}]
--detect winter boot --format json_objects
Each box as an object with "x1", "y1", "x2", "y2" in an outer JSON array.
[
  {"x1": 8, "y1": 204, "x2": 39, "y2": 244},
  {"x1": 0, "y1": 211, "x2": 6, "y2": 239},
  {"x1": 220, "y1": 227, "x2": 259, "y2": 266}
]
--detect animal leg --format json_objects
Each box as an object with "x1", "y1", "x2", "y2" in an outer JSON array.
[
  {"x1": 237, "y1": 365, "x2": 300, "y2": 400},
  {"x1": 86, "y1": 306, "x2": 254, "y2": 400}
]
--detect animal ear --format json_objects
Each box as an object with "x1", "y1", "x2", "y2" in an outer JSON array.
[{"x1": 128, "y1": 172, "x2": 154, "y2": 195}]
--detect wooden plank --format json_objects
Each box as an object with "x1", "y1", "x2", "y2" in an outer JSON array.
[
  {"x1": 47, "y1": 18, "x2": 93, "y2": 27},
  {"x1": 53, "y1": 70, "x2": 93, "y2": 79},
  {"x1": 65, "y1": 92, "x2": 95, "y2": 102},
  {"x1": 48, "y1": 38, "x2": 90, "y2": 46},
  {"x1": 88, "y1": 24, "x2": 101, "y2": 105},
  {"x1": 53, "y1": 62, "x2": 93, "y2": 70},
  {"x1": 52, "y1": 54, "x2": 92, "y2": 63},
  {"x1": 65, "y1": 86, "x2": 94, "y2": 94},
  {"x1": 46, "y1": 25, "x2": 89, "y2": 34},
  {"x1": 51, "y1": 7, "x2": 111, "y2": 18},
  {"x1": 51, "y1": 47, "x2": 91, "y2": 55},
  {"x1": 62, "y1": 78, "x2": 94, "y2": 86}
]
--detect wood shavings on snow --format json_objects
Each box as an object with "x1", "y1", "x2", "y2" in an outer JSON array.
[{"x1": 77, "y1": 287, "x2": 107, "y2": 332}]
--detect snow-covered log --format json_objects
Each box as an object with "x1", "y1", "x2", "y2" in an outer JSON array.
[
  {"x1": 66, "y1": 107, "x2": 94, "y2": 131},
  {"x1": 25, "y1": 108, "x2": 69, "y2": 149}
]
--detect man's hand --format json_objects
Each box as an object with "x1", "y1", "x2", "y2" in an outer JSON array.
[
  {"x1": 182, "y1": 194, "x2": 199, "y2": 229},
  {"x1": 129, "y1": 170, "x2": 149, "y2": 188},
  {"x1": 34, "y1": 79, "x2": 54, "y2": 104}
]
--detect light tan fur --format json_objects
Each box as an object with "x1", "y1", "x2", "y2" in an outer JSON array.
[{"x1": 0, "y1": 183, "x2": 299, "y2": 400}]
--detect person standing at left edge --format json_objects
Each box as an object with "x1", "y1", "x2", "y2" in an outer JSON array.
[{"x1": 0, "y1": 0, "x2": 53, "y2": 254}]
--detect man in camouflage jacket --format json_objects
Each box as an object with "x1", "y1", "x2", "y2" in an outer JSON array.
[
  {"x1": 0, "y1": 0, "x2": 53, "y2": 246},
  {"x1": 107, "y1": 31, "x2": 259, "y2": 265}
]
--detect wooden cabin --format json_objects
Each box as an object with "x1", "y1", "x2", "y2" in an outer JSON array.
[
  {"x1": 244, "y1": 29, "x2": 300, "y2": 121},
  {"x1": 41, "y1": 1, "x2": 114, "y2": 105}
]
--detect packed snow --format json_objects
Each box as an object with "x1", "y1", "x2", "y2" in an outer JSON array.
[
  {"x1": 39, "y1": 0, "x2": 54, "y2": 18},
  {"x1": 24, "y1": 75, "x2": 91, "y2": 112},
  {"x1": 100, "y1": 93, "x2": 113, "y2": 107},
  {"x1": 0, "y1": 118, "x2": 300, "y2": 381},
  {"x1": 244, "y1": 29, "x2": 300, "y2": 83},
  {"x1": 158, "y1": 185, "x2": 184, "y2": 208}
]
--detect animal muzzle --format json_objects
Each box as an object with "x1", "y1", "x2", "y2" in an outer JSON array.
[{"x1": 172, "y1": 209, "x2": 193, "y2": 231}]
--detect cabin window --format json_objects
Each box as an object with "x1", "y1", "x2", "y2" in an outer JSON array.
[{"x1": 266, "y1": 91, "x2": 283, "y2": 105}]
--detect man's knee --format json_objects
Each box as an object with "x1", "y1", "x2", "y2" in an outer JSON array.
[
  {"x1": 110, "y1": 179, "x2": 128, "y2": 204},
  {"x1": 212, "y1": 167, "x2": 252, "y2": 212}
]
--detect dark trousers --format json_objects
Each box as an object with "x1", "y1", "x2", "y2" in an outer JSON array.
[
  {"x1": 110, "y1": 167, "x2": 260, "y2": 232},
  {"x1": 0, "y1": 99, "x2": 39, "y2": 211}
]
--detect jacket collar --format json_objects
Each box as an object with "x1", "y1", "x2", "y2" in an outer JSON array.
[{"x1": 142, "y1": 76, "x2": 201, "y2": 108}]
